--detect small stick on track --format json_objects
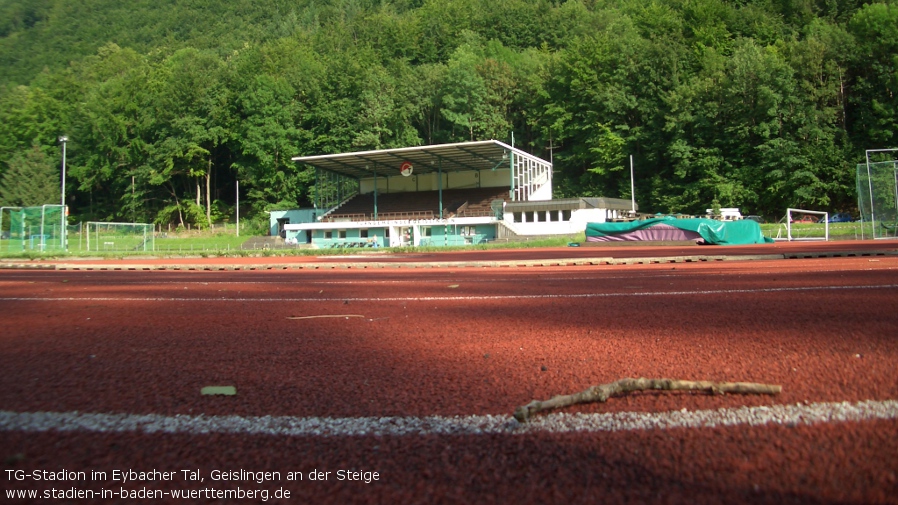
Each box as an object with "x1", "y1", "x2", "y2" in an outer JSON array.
[{"x1": 513, "y1": 377, "x2": 782, "y2": 423}]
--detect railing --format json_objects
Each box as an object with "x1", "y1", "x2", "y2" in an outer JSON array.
[
  {"x1": 373, "y1": 211, "x2": 436, "y2": 221},
  {"x1": 455, "y1": 209, "x2": 496, "y2": 218},
  {"x1": 323, "y1": 211, "x2": 439, "y2": 222},
  {"x1": 322, "y1": 213, "x2": 367, "y2": 222}
]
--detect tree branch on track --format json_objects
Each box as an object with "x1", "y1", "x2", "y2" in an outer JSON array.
[{"x1": 513, "y1": 377, "x2": 782, "y2": 422}]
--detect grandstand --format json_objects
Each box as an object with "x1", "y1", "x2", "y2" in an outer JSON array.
[
  {"x1": 323, "y1": 188, "x2": 510, "y2": 222},
  {"x1": 285, "y1": 140, "x2": 636, "y2": 248}
]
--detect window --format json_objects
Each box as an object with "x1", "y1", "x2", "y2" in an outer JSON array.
[
  {"x1": 360, "y1": 229, "x2": 369, "y2": 238},
  {"x1": 562, "y1": 210, "x2": 572, "y2": 221},
  {"x1": 338, "y1": 230, "x2": 347, "y2": 239},
  {"x1": 324, "y1": 231, "x2": 332, "y2": 239},
  {"x1": 514, "y1": 212, "x2": 522, "y2": 223},
  {"x1": 422, "y1": 227, "x2": 432, "y2": 237}
]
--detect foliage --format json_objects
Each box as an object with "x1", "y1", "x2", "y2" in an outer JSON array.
[
  {"x1": 0, "y1": 143, "x2": 60, "y2": 206},
  {"x1": 0, "y1": 0, "x2": 894, "y2": 223}
]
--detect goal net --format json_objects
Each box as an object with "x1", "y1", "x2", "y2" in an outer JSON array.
[
  {"x1": 779, "y1": 208, "x2": 829, "y2": 241},
  {"x1": 0, "y1": 205, "x2": 67, "y2": 252},
  {"x1": 86, "y1": 222, "x2": 155, "y2": 252},
  {"x1": 857, "y1": 153, "x2": 898, "y2": 239}
]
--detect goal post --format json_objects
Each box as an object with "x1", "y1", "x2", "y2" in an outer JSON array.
[
  {"x1": 85, "y1": 222, "x2": 154, "y2": 252},
  {"x1": 858, "y1": 149, "x2": 898, "y2": 239},
  {"x1": 0, "y1": 204, "x2": 67, "y2": 252},
  {"x1": 784, "y1": 208, "x2": 828, "y2": 241}
]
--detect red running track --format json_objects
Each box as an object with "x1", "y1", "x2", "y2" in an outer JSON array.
[{"x1": 1, "y1": 253, "x2": 898, "y2": 504}]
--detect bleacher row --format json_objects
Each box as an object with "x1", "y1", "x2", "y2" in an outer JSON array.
[{"x1": 322, "y1": 188, "x2": 509, "y2": 222}]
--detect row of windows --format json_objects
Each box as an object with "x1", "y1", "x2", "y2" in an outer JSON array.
[
  {"x1": 324, "y1": 230, "x2": 377, "y2": 239},
  {"x1": 513, "y1": 210, "x2": 572, "y2": 223},
  {"x1": 323, "y1": 227, "x2": 442, "y2": 239}
]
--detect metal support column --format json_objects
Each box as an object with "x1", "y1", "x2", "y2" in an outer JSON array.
[{"x1": 509, "y1": 149, "x2": 515, "y2": 201}]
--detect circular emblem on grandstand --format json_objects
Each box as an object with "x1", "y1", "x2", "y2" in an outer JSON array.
[{"x1": 399, "y1": 161, "x2": 414, "y2": 177}]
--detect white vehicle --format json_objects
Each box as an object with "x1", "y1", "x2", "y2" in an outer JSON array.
[{"x1": 706, "y1": 208, "x2": 742, "y2": 221}]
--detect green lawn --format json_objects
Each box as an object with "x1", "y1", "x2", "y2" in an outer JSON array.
[
  {"x1": 0, "y1": 232, "x2": 250, "y2": 259},
  {"x1": 1, "y1": 221, "x2": 888, "y2": 260},
  {"x1": 153, "y1": 234, "x2": 250, "y2": 253},
  {"x1": 759, "y1": 221, "x2": 875, "y2": 240},
  {"x1": 0, "y1": 231, "x2": 583, "y2": 259}
]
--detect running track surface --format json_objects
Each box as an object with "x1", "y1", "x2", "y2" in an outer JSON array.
[{"x1": 2, "y1": 242, "x2": 898, "y2": 504}]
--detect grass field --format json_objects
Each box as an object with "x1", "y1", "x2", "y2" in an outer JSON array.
[
  {"x1": 0, "y1": 220, "x2": 888, "y2": 260},
  {"x1": 0, "y1": 231, "x2": 581, "y2": 259},
  {"x1": 760, "y1": 221, "x2": 878, "y2": 240}
]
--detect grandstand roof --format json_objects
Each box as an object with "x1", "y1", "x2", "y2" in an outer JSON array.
[{"x1": 292, "y1": 140, "x2": 534, "y2": 179}]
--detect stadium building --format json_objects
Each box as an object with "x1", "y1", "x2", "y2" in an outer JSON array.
[{"x1": 280, "y1": 140, "x2": 637, "y2": 248}]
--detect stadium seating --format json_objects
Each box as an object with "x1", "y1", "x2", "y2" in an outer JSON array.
[{"x1": 323, "y1": 188, "x2": 509, "y2": 221}]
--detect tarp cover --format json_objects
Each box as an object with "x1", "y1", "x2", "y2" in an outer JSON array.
[{"x1": 585, "y1": 217, "x2": 773, "y2": 245}]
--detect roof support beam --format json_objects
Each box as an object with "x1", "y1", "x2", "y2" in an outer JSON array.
[
  {"x1": 509, "y1": 148, "x2": 515, "y2": 201},
  {"x1": 355, "y1": 154, "x2": 400, "y2": 178},
  {"x1": 315, "y1": 157, "x2": 366, "y2": 179},
  {"x1": 457, "y1": 145, "x2": 504, "y2": 167}
]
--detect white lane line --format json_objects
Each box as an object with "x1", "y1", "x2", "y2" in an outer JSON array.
[
  {"x1": 0, "y1": 273, "x2": 684, "y2": 286},
  {"x1": 2, "y1": 400, "x2": 896, "y2": 437},
  {"x1": 2, "y1": 263, "x2": 896, "y2": 286},
  {"x1": 0, "y1": 283, "x2": 896, "y2": 303}
]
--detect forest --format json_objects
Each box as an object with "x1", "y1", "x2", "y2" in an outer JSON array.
[{"x1": 0, "y1": 0, "x2": 895, "y2": 228}]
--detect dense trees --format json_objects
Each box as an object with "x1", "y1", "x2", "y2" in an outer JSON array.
[
  {"x1": 0, "y1": 0, "x2": 895, "y2": 227},
  {"x1": 0, "y1": 143, "x2": 60, "y2": 207}
]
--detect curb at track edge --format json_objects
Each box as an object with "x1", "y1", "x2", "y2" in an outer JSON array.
[{"x1": 1, "y1": 249, "x2": 897, "y2": 271}]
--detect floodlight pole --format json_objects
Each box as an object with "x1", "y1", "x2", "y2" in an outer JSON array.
[
  {"x1": 59, "y1": 136, "x2": 67, "y2": 207},
  {"x1": 59, "y1": 136, "x2": 68, "y2": 250},
  {"x1": 236, "y1": 180, "x2": 240, "y2": 237},
  {"x1": 630, "y1": 155, "x2": 636, "y2": 215}
]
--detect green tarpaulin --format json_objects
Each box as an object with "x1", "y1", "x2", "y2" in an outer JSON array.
[{"x1": 585, "y1": 217, "x2": 773, "y2": 245}]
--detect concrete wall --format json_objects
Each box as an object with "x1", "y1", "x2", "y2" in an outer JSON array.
[
  {"x1": 480, "y1": 168, "x2": 511, "y2": 188},
  {"x1": 310, "y1": 221, "x2": 496, "y2": 248},
  {"x1": 313, "y1": 227, "x2": 386, "y2": 248},
  {"x1": 269, "y1": 209, "x2": 318, "y2": 242},
  {"x1": 501, "y1": 207, "x2": 614, "y2": 236}
]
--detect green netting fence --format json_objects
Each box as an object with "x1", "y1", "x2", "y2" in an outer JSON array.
[
  {"x1": 857, "y1": 160, "x2": 898, "y2": 239},
  {"x1": 0, "y1": 205, "x2": 67, "y2": 252}
]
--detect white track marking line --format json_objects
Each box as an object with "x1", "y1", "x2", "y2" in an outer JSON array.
[
  {"x1": 2, "y1": 261, "x2": 896, "y2": 286},
  {"x1": 0, "y1": 283, "x2": 896, "y2": 303},
  {"x1": 0, "y1": 274, "x2": 687, "y2": 286},
  {"x1": 2, "y1": 400, "x2": 896, "y2": 437}
]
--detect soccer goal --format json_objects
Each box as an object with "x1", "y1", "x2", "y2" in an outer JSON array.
[
  {"x1": 780, "y1": 208, "x2": 829, "y2": 241},
  {"x1": 857, "y1": 149, "x2": 898, "y2": 239},
  {"x1": 86, "y1": 222, "x2": 154, "y2": 252},
  {"x1": 0, "y1": 204, "x2": 67, "y2": 252}
]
